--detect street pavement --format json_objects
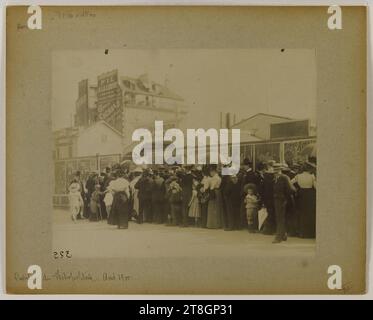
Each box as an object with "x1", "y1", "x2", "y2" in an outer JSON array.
[{"x1": 53, "y1": 209, "x2": 316, "y2": 259}]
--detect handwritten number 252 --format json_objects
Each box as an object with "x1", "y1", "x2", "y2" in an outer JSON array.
[{"x1": 53, "y1": 250, "x2": 72, "y2": 259}]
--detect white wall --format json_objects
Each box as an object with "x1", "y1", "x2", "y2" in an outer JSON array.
[{"x1": 75, "y1": 123, "x2": 122, "y2": 157}]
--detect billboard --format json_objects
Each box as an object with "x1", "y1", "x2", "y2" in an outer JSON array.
[
  {"x1": 97, "y1": 69, "x2": 123, "y2": 132},
  {"x1": 270, "y1": 120, "x2": 309, "y2": 139},
  {"x1": 75, "y1": 79, "x2": 89, "y2": 126}
]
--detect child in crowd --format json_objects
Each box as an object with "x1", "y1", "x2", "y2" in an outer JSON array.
[
  {"x1": 168, "y1": 178, "x2": 183, "y2": 226},
  {"x1": 103, "y1": 186, "x2": 114, "y2": 218},
  {"x1": 188, "y1": 178, "x2": 201, "y2": 226},
  {"x1": 89, "y1": 184, "x2": 103, "y2": 221},
  {"x1": 244, "y1": 183, "x2": 260, "y2": 233},
  {"x1": 68, "y1": 178, "x2": 84, "y2": 222}
]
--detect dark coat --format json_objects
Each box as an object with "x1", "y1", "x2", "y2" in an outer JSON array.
[
  {"x1": 135, "y1": 176, "x2": 153, "y2": 201},
  {"x1": 262, "y1": 172, "x2": 275, "y2": 206},
  {"x1": 151, "y1": 176, "x2": 166, "y2": 203},
  {"x1": 180, "y1": 172, "x2": 193, "y2": 202},
  {"x1": 224, "y1": 179, "x2": 241, "y2": 205},
  {"x1": 273, "y1": 174, "x2": 295, "y2": 200}
]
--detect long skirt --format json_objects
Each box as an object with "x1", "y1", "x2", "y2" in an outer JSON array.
[
  {"x1": 170, "y1": 203, "x2": 182, "y2": 226},
  {"x1": 297, "y1": 188, "x2": 316, "y2": 238},
  {"x1": 133, "y1": 190, "x2": 140, "y2": 215},
  {"x1": 286, "y1": 195, "x2": 298, "y2": 236},
  {"x1": 200, "y1": 202, "x2": 208, "y2": 228},
  {"x1": 108, "y1": 192, "x2": 129, "y2": 228},
  {"x1": 152, "y1": 200, "x2": 165, "y2": 224},
  {"x1": 207, "y1": 189, "x2": 222, "y2": 229}
]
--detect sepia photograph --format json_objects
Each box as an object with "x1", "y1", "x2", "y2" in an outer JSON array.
[
  {"x1": 4, "y1": 5, "x2": 366, "y2": 296},
  {"x1": 52, "y1": 49, "x2": 317, "y2": 259}
]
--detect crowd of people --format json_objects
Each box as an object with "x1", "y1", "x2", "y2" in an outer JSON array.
[{"x1": 67, "y1": 158, "x2": 316, "y2": 244}]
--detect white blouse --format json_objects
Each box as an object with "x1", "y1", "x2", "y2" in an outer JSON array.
[
  {"x1": 111, "y1": 178, "x2": 130, "y2": 197},
  {"x1": 209, "y1": 173, "x2": 222, "y2": 190},
  {"x1": 292, "y1": 172, "x2": 316, "y2": 189},
  {"x1": 201, "y1": 176, "x2": 211, "y2": 192}
]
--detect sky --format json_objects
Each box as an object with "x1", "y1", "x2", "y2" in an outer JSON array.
[{"x1": 52, "y1": 48, "x2": 316, "y2": 130}]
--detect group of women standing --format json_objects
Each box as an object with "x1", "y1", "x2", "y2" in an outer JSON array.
[{"x1": 67, "y1": 159, "x2": 317, "y2": 242}]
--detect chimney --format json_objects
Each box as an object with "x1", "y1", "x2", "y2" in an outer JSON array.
[{"x1": 226, "y1": 113, "x2": 231, "y2": 128}]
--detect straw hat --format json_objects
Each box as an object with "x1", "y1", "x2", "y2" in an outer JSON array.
[{"x1": 133, "y1": 167, "x2": 143, "y2": 173}]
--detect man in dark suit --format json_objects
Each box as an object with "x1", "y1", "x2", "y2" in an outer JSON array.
[
  {"x1": 272, "y1": 164, "x2": 296, "y2": 244},
  {"x1": 135, "y1": 169, "x2": 153, "y2": 223},
  {"x1": 151, "y1": 170, "x2": 166, "y2": 224},
  {"x1": 262, "y1": 165, "x2": 276, "y2": 235},
  {"x1": 179, "y1": 165, "x2": 194, "y2": 227}
]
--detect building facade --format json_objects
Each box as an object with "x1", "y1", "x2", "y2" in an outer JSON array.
[
  {"x1": 53, "y1": 121, "x2": 123, "y2": 160},
  {"x1": 74, "y1": 69, "x2": 188, "y2": 150},
  {"x1": 74, "y1": 79, "x2": 98, "y2": 127}
]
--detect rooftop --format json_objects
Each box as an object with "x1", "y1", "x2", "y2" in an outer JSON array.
[{"x1": 231, "y1": 113, "x2": 293, "y2": 128}]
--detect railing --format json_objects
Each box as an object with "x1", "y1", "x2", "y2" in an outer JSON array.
[
  {"x1": 54, "y1": 153, "x2": 121, "y2": 195},
  {"x1": 53, "y1": 137, "x2": 316, "y2": 208}
]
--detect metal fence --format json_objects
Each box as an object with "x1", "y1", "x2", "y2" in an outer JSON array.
[
  {"x1": 53, "y1": 138, "x2": 316, "y2": 208},
  {"x1": 240, "y1": 137, "x2": 316, "y2": 169},
  {"x1": 54, "y1": 154, "x2": 121, "y2": 194}
]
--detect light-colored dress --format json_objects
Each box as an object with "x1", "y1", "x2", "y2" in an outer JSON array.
[
  {"x1": 69, "y1": 192, "x2": 83, "y2": 220},
  {"x1": 68, "y1": 182, "x2": 83, "y2": 220},
  {"x1": 104, "y1": 180, "x2": 115, "y2": 216},
  {"x1": 129, "y1": 176, "x2": 141, "y2": 215},
  {"x1": 245, "y1": 194, "x2": 259, "y2": 226},
  {"x1": 188, "y1": 189, "x2": 201, "y2": 218}
]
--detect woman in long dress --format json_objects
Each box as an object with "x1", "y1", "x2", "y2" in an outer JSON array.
[
  {"x1": 206, "y1": 166, "x2": 222, "y2": 229},
  {"x1": 198, "y1": 168, "x2": 211, "y2": 228},
  {"x1": 108, "y1": 171, "x2": 131, "y2": 229},
  {"x1": 292, "y1": 163, "x2": 316, "y2": 238}
]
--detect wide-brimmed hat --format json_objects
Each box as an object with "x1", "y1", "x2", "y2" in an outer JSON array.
[
  {"x1": 266, "y1": 160, "x2": 276, "y2": 167},
  {"x1": 69, "y1": 184, "x2": 80, "y2": 193},
  {"x1": 265, "y1": 167, "x2": 275, "y2": 173},
  {"x1": 168, "y1": 175, "x2": 179, "y2": 182},
  {"x1": 291, "y1": 163, "x2": 301, "y2": 169},
  {"x1": 244, "y1": 183, "x2": 257, "y2": 193},
  {"x1": 272, "y1": 163, "x2": 283, "y2": 172},
  {"x1": 281, "y1": 163, "x2": 291, "y2": 171}
]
